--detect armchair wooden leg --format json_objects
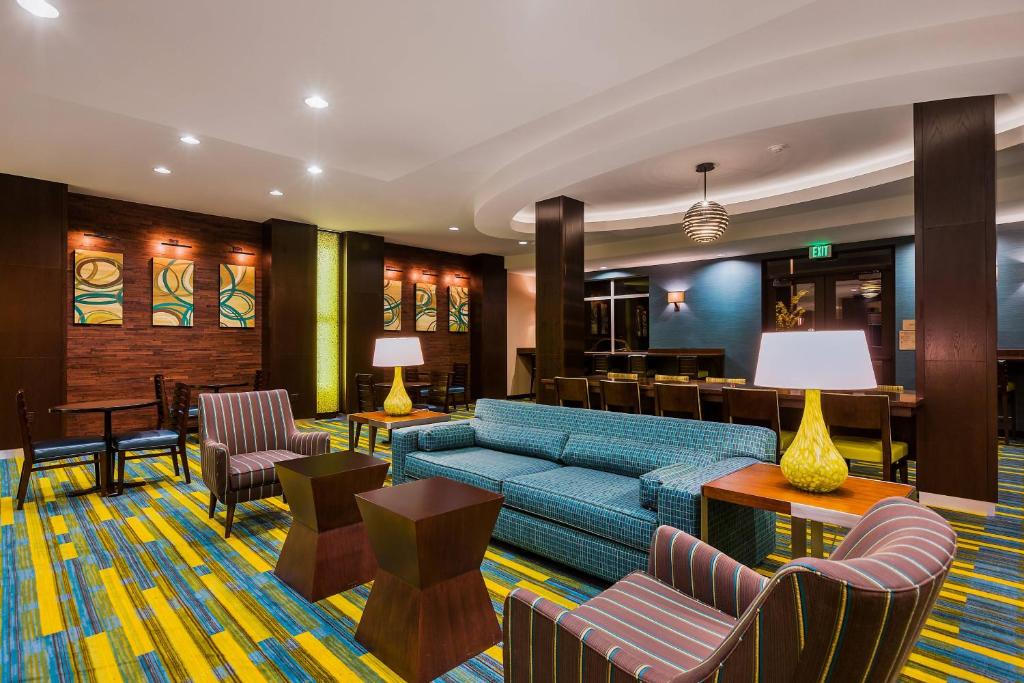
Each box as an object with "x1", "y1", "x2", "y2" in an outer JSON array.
[
  {"x1": 208, "y1": 492, "x2": 217, "y2": 518},
  {"x1": 15, "y1": 459, "x2": 32, "y2": 510},
  {"x1": 117, "y1": 451, "x2": 127, "y2": 495},
  {"x1": 224, "y1": 502, "x2": 236, "y2": 538}
]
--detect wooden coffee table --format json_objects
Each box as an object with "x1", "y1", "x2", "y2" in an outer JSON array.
[
  {"x1": 701, "y1": 463, "x2": 914, "y2": 558},
  {"x1": 273, "y1": 451, "x2": 389, "y2": 601},
  {"x1": 355, "y1": 477, "x2": 504, "y2": 682},
  {"x1": 346, "y1": 409, "x2": 450, "y2": 456}
]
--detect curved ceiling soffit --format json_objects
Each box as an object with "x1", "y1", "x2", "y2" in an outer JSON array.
[{"x1": 471, "y1": 12, "x2": 1024, "y2": 240}]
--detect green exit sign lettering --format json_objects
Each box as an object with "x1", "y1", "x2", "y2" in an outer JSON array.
[{"x1": 809, "y1": 243, "x2": 833, "y2": 260}]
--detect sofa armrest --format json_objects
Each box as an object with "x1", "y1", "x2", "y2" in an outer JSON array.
[
  {"x1": 390, "y1": 422, "x2": 466, "y2": 483},
  {"x1": 287, "y1": 429, "x2": 331, "y2": 456},
  {"x1": 655, "y1": 457, "x2": 762, "y2": 532},
  {"x1": 503, "y1": 588, "x2": 651, "y2": 682},
  {"x1": 201, "y1": 439, "x2": 230, "y2": 498},
  {"x1": 647, "y1": 526, "x2": 768, "y2": 618}
]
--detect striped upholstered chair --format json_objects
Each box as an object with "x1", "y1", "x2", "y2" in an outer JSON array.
[
  {"x1": 504, "y1": 497, "x2": 955, "y2": 682},
  {"x1": 199, "y1": 389, "x2": 330, "y2": 537}
]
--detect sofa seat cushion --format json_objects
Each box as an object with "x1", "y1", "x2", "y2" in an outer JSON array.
[
  {"x1": 471, "y1": 419, "x2": 568, "y2": 462},
  {"x1": 504, "y1": 467, "x2": 656, "y2": 550},
  {"x1": 572, "y1": 571, "x2": 735, "y2": 680},
  {"x1": 405, "y1": 447, "x2": 561, "y2": 493},
  {"x1": 561, "y1": 433, "x2": 706, "y2": 478},
  {"x1": 33, "y1": 436, "x2": 107, "y2": 462},
  {"x1": 113, "y1": 429, "x2": 178, "y2": 451},
  {"x1": 229, "y1": 450, "x2": 300, "y2": 490}
]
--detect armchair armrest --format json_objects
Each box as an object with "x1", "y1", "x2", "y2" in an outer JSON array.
[
  {"x1": 201, "y1": 439, "x2": 230, "y2": 498},
  {"x1": 287, "y1": 429, "x2": 330, "y2": 456},
  {"x1": 648, "y1": 526, "x2": 768, "y2": 619},
  {"x1": 503, "y1": 588, "x2": 651, "y2": 682}
]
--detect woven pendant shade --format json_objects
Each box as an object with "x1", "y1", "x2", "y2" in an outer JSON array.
[{"x1": 683, "y1": 162, "x2": 728, "y2": 244}]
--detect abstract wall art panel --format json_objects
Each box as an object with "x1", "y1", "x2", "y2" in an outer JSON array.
[
  {"x1": 73, "y1": 249, "x2": 123, "y2": 325},
  {"x1": 384, "y1": 279, "x2": 402, "y2": 331},
  {"x1": 152, "y1": 257, "x2": 194, "y2": 327},
  {"x1": 415, "y1": 282, "x2": 437, "y2": 331},
  {"x1": 449, "y1": 285, "x2": 469, "y2": 333},
  {"x1": 219, "y1": 264, "x2": 256, "y2": 328}
]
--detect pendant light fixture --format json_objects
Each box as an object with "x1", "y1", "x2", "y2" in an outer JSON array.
[{"x1": 682, "y1": 162, "x2": 729, "y2": 244}]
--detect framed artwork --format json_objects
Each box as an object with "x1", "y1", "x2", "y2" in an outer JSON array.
[
  {"x1": 73, "y1": 249, "x2": 123, "y2": 325},
  {"x1": 415, "y1": 282, "x2": 437, "y2": 331},
  {"x1": 448, "y1": 285, "x2": 469, "y2": 333},
  {"x1": 219, "y1": 264, "x2": 256, "y2": 328},
  {"x1": 152, "y1": 257, "x2": 194, "y2": 326},
  {"x1": 384, "y1": 279, "x2": 402, "y2": 331}
]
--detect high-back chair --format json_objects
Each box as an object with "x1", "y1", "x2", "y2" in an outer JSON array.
[
  {"x1": 554, "y1": 377, "x2": 591, "y2": 409},
  {"x1": 113, "y1": 382, "x2": 191, "y2": 493},
  {"x1": 153, "y1": 373, "x2": 168, "y2": 428},
  {"x1": 627, "y1": 354, "x2": 648, "y2": 377},
  {"x1": 823, "y1": 392, "x2": 908, "y2": 482},
  {"x1": 675, "y1": 354, "x2": 698, "y2": 377},
  {"x1": 722, "y1": 387, "x2": 793, "y2": 461},
  {"x1": 504, "y1": 497, "x2": 956, "y2": 683},
  {"x1": 600, "y1": 379, "x2": 642, "y2": 414},
  {"x1": 252, "y1": 368, "x2": 267, "y2": 391},
  {"x1": 421, "y1": 371, "x2": 455, "y2": 413},
  {"x1": 355, "y1": 373, "x2": 378, "y2": 412},
  {"x1": 653, "y1": 382, "x2": 702, "y2": 420},
  {"x1": 998, "y1": 360, "x2": 1016, "y2": 445},
  {"x1": 592, "y1": 354, "x2": 611, "y2": 375},
  {"x1": 449, "y1": 362, "x2": 469, "y2": 410},
  {"x1": 199, "y1": 389, "x2": 330, "y2": 537},
  {"x1": 14, "y1": 390, "x2": 106, "y2": 509}
]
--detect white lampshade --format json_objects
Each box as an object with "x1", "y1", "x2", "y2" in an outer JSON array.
[
  {"x1": 373, "y1": 337, "x2": 424, "y2": 367},
  {"x1": 754, "y1": 331, "x2": 876, "y2": 390}
]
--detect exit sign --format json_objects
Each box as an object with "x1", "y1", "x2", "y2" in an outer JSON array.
[{"x1": 809, "y1": 243, "x2": 833, "y2": 260}]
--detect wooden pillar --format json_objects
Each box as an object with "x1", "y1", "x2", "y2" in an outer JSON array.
[
  {"x1": 535, "y1": 196, "x2": 584, "y2": 404},
  {"x1": 262, "y1": 219, "x2": 318, "y2": 418},
  {"x1": 470, "y1": 253, "x2": 507, "y2": 399},
  {"x1": 341, "y1": 232, "x2": 384, "y2": 413},
  {"x1": 0, "y1": 174, "x2": 66, "y2": 446},
  {"x1": 914, "y1": 96, "x2": 997, "y2": 507}
]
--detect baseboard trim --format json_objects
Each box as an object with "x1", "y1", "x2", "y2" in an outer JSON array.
[{"x1": 919, "y1": 491, "x2": 996, "y2": 517}]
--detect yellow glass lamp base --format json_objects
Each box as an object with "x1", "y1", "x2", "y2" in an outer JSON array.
[
  {"x1": 779, "y1": 388, "x2": 848, "y2": 493},
  {"x1": 383, "y1": 367, "x2": 413, "y2": 416}
]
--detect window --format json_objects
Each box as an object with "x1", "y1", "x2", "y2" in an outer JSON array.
[{"x1": 584, "y1": 277, "x2": 650, "y2": 352}]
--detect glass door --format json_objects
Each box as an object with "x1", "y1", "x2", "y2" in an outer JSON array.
[{"x1": 826, "y1": 270, "x2": 892, "y2": 383}]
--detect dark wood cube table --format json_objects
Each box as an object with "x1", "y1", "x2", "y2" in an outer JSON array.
[
  {"x1": 355, "y1": 477, "x2": 504, "y2": 683},
  {"x1": 274, "y1": 451, "x2": 389, "y2": 602}
]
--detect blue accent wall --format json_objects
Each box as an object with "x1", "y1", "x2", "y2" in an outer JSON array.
[{"x1": 894, "y1": 241, "x2": 916, "y2": 389}]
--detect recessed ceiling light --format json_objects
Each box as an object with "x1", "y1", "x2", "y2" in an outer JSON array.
[
  {"x1": 17, "y1": 0, "x2": 60, "y2": 19},
  {"x1": 304, "y1": 95, "x2": 329, "y2": 109},
  {"x1": 448, "y1": 226, "x2": 460, "y2": 231},
  {"x1": 518, "y1": 240, "x2": 528, "y2": 245},
  {"x1": 307, "y1": 165, "x2": 323, "y2": 175},
  {"x1": 269, "y1": 189, "x2": 284, "y2": 197},
  {"x1": 179, "y1": 134, "x2": 200, "y2": 145},
  {"x1": 768, "y1": 143, "x2": 789, "y2": 154},
  {"x1": 153, "y1": 166, "x2": 171, "y2": 175}
]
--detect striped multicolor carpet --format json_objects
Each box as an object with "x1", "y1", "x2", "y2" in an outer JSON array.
[{"x1": 0, "y1": 406, "x2": 1021, "y2": 682}]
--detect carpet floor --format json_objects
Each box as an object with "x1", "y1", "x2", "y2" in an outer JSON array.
[{"x1": 0, "y1": 407, "x2": 1021, "y2": 682}]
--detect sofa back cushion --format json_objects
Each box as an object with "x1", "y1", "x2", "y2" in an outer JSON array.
[
  {"x1": 473, "y1": 398, "x2": 775, "y2": 463},
  {"x1": 472, "y1": 419, "x2": 568, "y2": 462},
  {"x1": 417, "y1": 421, "x2": 476, "y2": 451},
  {"x1": 561, "y1": 434, "x2": 708, "y2": 479}
]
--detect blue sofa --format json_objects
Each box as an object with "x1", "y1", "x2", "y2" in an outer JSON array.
[{"x1": 391, "y1": 399, "x2": 777, "y2": 582}]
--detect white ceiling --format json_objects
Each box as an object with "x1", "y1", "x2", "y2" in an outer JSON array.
[{"x1": 3, "y1": 0, "x2": 1024, "y2": 265}]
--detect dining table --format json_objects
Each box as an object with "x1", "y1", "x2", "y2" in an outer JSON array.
[
  {"x1": 50, "y1": 397, "x2": 160, "y2": 495},
  {"x1": 190, "y1": 381, "x2": 250, "y2": 393}
]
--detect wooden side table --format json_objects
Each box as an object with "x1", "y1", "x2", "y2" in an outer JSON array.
[
  {"x1": 701, "y1": 463, "x2": 914, "y2": 558},
  {"x1": 274, "y1": 451, "x2": 389, "y2": 601},
  {"x1": 355, "y1": 477, "x2": 504, "y2": 683},
  {"x1": 346, "y1": 409, "x2": 450, "y2": 456}
]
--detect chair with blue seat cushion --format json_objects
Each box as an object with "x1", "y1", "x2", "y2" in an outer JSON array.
[
  {"x1": 113, "y1": 381, "x2": 191, "y2": 493},
  {"x1": 447, "y1": 362, "x2": 469, "y2": 410},
  {"x1": 14, "y1": 390, "x2": 105, "y2": 509}
]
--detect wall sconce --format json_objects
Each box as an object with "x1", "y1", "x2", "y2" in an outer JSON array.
[
  {"x1": 420, "y1": 270, "x2": 438, "y2": 278},
  {"x1": 230, "y1": 246, "x2": 255, "y2": 256},
  {"x1": 454, "y1": 273, "x2": 469, "y2": 280},
  {"x1": 667, "y1": 291, "x2": 686, "y2": 310},
  {"x1": 161, "y1": 238, "x2": 193, "y2": 249},
  {"x1": 84, "y1": 231, "x2": 113, "y2": 240},
  {"x1": 385, "y1": 266, "x2": 404, "y2": 274}
]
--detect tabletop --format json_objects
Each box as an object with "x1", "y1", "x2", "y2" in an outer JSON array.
[
  {"x1": 356, "y1": 476, "x2": 503, "y2": 522},
  {"x1": 51, "y1": 398, "x2": 159, "y2": 413},
  {"x1": 191, "y1": 381, "x2": 249, "y2": 390},
  {"x1": 348, "y1": 409, "x2": 450, "y2": 427},
  {"x1": 373, "y1": 381, "x2": 430, "y2": 389}
]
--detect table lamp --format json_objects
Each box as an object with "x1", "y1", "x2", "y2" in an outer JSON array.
[
  {"x1": 753, "y1": 330, "x2": 876, "y2": 492},
  {"x1": 372, "y1": 337, "x2": 425, "y2": 416}
]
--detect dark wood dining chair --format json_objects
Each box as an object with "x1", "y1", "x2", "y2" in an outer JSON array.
[
  {"x1": 822, "y1": 392, "x2": 908, "y2": 483},
  {"x1": 722, "y1": 387, "x2": 793, "y2": 462},
  {"x1": 998, "y1": 360, "x2": 1016, "y2": 445},
  {"x1": 592, "y1": 354, "x2": 611, "y2": 375},
  {"x1": 600, "y1": 379, "x2": 642, "y2": 414},
  {"x1": 653, "y1": 382, "x2": 702, "y2": 420},
  {"x1": 253, "y1": 369, "x2": 267, "y2": 391},
  {"x1": 627, "y1": 354, "x2": 649, "y2": 377},
  {"x1": 14, "y1": 390, "x2": 106, "y2": 509},
  {"x1": 555, "y1": 377, "x2": 592, "y2": 409},
  {"x1": 676, "y1": 355, "x2": 699, "y2": 377},
  {"x1": 449, "y1": 362, "x2": 469, "y2": 410},
  {"x1": 606, "y1": 372, "x2": 639, "y2": 381},
  {"x1": 153, "y1": 373, "x2": 169, "y2": 428},
  {"x1": 113, "y1": 382, "x2": 191, "y2": 493},
  {"x1": 418, "y1": 371, "x2": 455, "y2": 413},
  {"x1": 352, "y1": 373, "x2": 379, "y2": 448}
]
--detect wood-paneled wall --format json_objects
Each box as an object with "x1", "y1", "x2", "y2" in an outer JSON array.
[
  {"x1": 341, "y1": 232, "x2": 384, "y2": 413},
  {"x1": 66, "y1": 195, "x2": 262, "y2": 435},
  {"x1": 470, "y1": 253, "x2": 507, "y2": 399},
  {"x1": 0, "y1": 174, "x2": 67, "y2": 448}
]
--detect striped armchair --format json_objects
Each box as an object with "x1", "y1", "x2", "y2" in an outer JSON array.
[
  {"x1": 504, "y1": 497, "x2": 955, "y2": 682},
  {"x1": 199, "y1": 389, "x2": 330, "y2": 537}
]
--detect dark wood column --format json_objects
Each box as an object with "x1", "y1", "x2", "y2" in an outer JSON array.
[
  {"x1": 0, "y1": 174, "x2": 66, "y2": 447},
  {"x1": 262, "y1": 219, "x2": 318, "y2": 418},
  {"x1": 341, "y1": 232, "x2": 384, "y2": 413},
  {"x1": 914, "y1": 96, "x2": 997, "y2": 505},
  {"x1": 470, "y1": 253, "x2": 507, "y2": 399},
  {"x1": 535, "y1": 196, "x2": 584, "y2": 404}
]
